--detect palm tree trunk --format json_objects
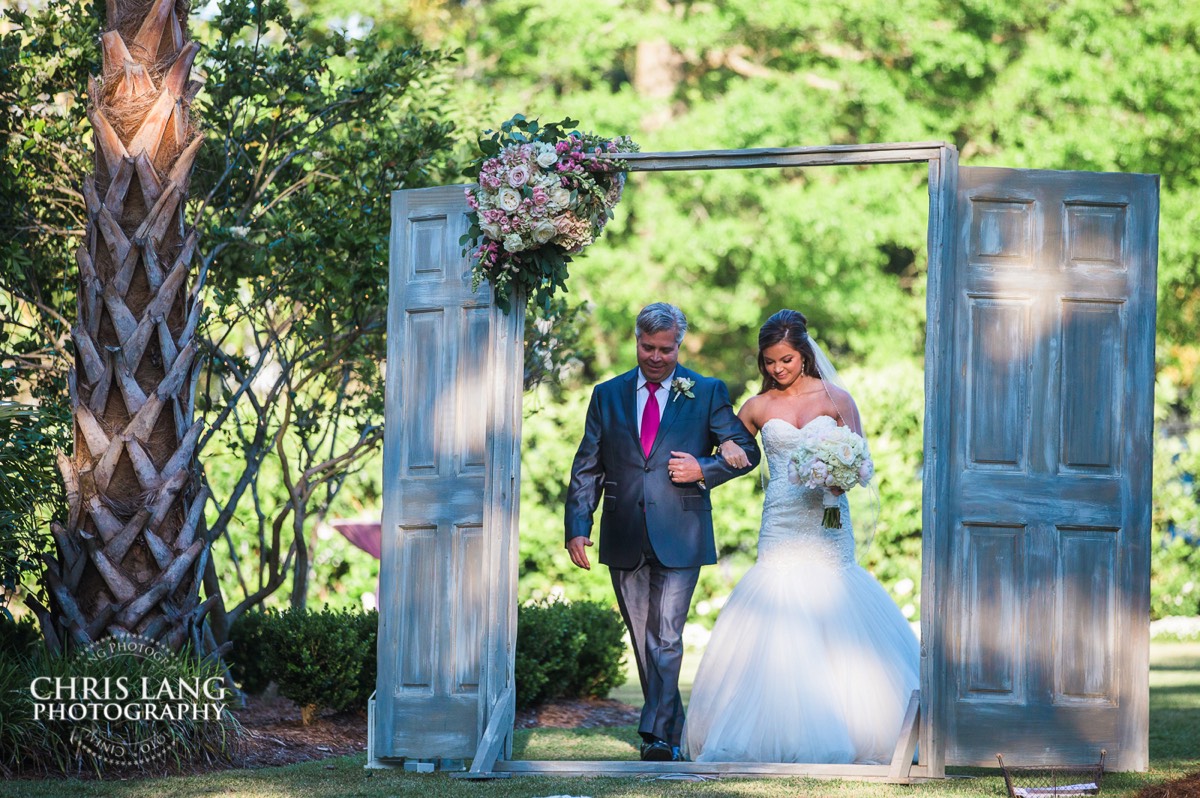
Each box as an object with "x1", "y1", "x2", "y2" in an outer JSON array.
[{"x1": 35, "y1": 0, "x2": 208, "y2": 654}]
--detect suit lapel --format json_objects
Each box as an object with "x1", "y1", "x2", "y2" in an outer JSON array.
[
  {"x1": 648, "y1": 366, "x2": 691, "y2": 460},
  {"x1": 622, "y1": 369, "x2": 642, "y2": 454}
]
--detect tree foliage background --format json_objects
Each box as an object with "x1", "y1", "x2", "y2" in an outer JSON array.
[
  {"x1": 364, "y1": 0, "x2": 1200, "y2": 621},
  {"x1": 2, "y1": 0, "x2": 1198, "y2": 627}
]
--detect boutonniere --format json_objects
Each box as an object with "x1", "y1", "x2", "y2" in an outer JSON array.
[{"x1": 670, "y1": 377, "x2": 696, "y2": 402}]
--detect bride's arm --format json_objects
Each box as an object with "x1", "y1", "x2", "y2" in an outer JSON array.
[{"x1": 718, "y1": 398, "x2": 761, "y2": 467}]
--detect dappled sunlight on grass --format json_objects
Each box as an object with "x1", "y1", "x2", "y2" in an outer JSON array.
[
  {"x1": 512, "y1": 725, "x2": 640, "y2": 761},
  {"x1": 1146, "y1": 642, "x2": 1200, "y2": 775}
]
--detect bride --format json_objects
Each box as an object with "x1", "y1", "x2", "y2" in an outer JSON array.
[{"x1": 682, "y1": 309, "x2": 919, "y2": 764}]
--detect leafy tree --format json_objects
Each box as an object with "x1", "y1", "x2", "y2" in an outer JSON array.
[
  {"x1": 189, "y1": 0, "x2": 459, "y2": 626},
  {"x1": 0, "y1": 0, "x2": 463, "y2": 641},
  {"x1": 0, "y1": 0, "x2": 93, "y2": 622},
  {"x1": 0, "y1": 393, "x2": 66, "y2": 619}
]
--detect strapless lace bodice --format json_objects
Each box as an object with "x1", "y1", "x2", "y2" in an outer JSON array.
[{"x1": 758, "y1": 416, "x2": 856, "y2": 570}]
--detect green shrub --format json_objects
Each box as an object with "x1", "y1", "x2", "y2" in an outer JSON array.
[
  {"x1": 262, "y1": 606, "x2": 369, "y2": 723},
  {"x1": 354, "y1": 608, "x2": 379, "y2": 705},
  {"x1": 564, "y1": 600, "x2": 627, "y2": 699},
  {"x1": 515, "y1": 599, "x2": 625, "y2": 709},
  {"x1": 233, "y1": 600, "x2": 618, "y2": 715},
  {"x1": 0, "y1": 614, "x2": 42, "y2": 657},
  {"x1": 1152, "y1": 537, "x2": 1200, "y2": 619},
  {"x1": 515, "y1": 599, "x2": 584, "y2": 709},
  {"x1": 228, "y1": 606, "x2": 377, "y2": 711},
  {"x1": 227, "y1": 609, "x2": 277, "y2": 696}
]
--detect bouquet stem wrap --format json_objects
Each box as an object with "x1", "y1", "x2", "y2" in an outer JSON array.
[{"x1": 821, "y1": 490, "x2": 842, "y2": 529}]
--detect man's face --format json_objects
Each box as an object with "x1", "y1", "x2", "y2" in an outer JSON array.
[{"x1": 636, "y1": 329, "x2": 680, "y2": 384}]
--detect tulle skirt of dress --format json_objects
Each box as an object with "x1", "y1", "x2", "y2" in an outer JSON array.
[{"x1": 682, "y1": 556, "x2": 920, "y2": 764}]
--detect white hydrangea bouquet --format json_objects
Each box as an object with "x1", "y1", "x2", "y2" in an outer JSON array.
[
  {"x1": 461, "y1": 115, "x2": 638, "y2": 313},
  {"x1": 789, "y1": 423, "x2": 875, "y2": 529}
]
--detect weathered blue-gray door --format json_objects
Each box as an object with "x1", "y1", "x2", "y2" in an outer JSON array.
[
  {"x1": 373, "y1": 186, "x2": 523, "y2": 763},
  {"x1": 927, "y1": 166, "x2": 1158, "y2": 770}
]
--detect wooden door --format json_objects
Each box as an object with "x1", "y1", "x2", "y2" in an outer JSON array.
[
  {"x1": 374, "y1": 186, "x2": 524, "y2": 762},
  {"x1": 928, "y1": 166, "x2": 1158, "y2": 770}
]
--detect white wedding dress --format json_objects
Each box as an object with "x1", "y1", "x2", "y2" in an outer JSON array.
[{"x1": 683, "y1": 416, "x2": 920, "y2": 764}]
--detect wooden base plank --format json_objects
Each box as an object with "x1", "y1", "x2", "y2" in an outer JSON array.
[
  {"x1": 888, "y1": 689, "x2": 922, "y2": 781},
  {"x1": 491, "y1": 760, "x2": 932, "y2": 782},
  {"x1": 467, "y1": 685, "x2": 514, "y2": 774}
]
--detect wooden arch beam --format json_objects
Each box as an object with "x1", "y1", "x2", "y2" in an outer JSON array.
[{"x1": 604, "y1": 141, "x2": 949, "y2": 171}]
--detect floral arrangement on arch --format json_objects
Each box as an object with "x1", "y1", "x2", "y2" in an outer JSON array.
[{"x1": 461, "y1": 115, "x2": 638, "y2": 313}]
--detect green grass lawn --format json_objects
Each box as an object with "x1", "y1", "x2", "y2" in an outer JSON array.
[{"x1": 7, "y1": 642, "x2": 1198, "y2": 798}]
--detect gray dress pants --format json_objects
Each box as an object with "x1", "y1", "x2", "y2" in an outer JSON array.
[{"x1": 610, "y1": 542, "x2": 700, "y2": 747}]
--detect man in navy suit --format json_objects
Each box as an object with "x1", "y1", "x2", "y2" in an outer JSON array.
[{"x1": 565, "y1": 302, "x2": 760, "y2": 761}]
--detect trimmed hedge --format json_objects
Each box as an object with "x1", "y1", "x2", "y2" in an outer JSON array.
[
  {"x1": 515, "y1": 599, "x2": 626, "y2": 709},
  {"x1": 227, "y1": 608, "x2": 276, "y2": 697},
  {"x1": 227, "y1": 606, "x2": 377, "y2": 724},
  {"x1": 228, "y1": 600, "x2": 624, "y2": 715}
]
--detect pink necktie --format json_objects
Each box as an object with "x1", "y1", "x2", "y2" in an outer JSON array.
[{"x1": 641, "y1": 382, "x2": 661, "y2": 458}]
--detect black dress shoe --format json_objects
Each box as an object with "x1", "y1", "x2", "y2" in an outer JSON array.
[{"x1": 640, "y1": 740, "x2": 673, "y2": 761}]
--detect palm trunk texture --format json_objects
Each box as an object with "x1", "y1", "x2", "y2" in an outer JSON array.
[{"x1": 33, "y1": 0, "x2": 209, "y2": 654}]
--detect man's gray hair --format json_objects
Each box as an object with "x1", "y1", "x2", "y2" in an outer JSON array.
[{"x1": 635, "y1": 302, "x2": 688, "y2": 345}]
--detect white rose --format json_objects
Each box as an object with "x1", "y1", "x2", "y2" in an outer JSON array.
[
  {"x1": 502, "y1": 233, "x2": 525, "y2": 252},
  {"x1": 858, "y1": 459, "x2": 875, "y2": 485},
  {"x1": 536, "y1": 150, "x2": 558, "y2": 169},
  {"x1": 836, "y1": 443, "x2": 856, "y2": 465},
  {"x1": 480, "y1": 222, "x2": 501, "y2": 240},
  {"x1": 531, "y1": 220, "x2": 558, "y2": 244},
  {"x1": 548, "y1": 186, "x2": 571, "y2": 209},
  {"x1": 498, "y1": 187, "x2": 522, "y2": 212}
]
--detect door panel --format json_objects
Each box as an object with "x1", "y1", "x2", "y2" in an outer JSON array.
[
  {"x1": 959, "y1": 523, "x2": 1025, "y2": 701},
  {"x1": 375, "y1": 186, "x2": 522, "y2": 762},
  {"x1": 937, "y1": 166, "x2": 1157, "y2": 770}
]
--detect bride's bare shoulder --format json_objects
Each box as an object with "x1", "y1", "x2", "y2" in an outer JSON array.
[{"x1": 738, "y1": 393, "x2": 766, "y2": 422}]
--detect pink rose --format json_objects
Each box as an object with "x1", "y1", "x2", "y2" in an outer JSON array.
[{"x1": 508, "y1": 165, "x2": 530, "y2": 188}]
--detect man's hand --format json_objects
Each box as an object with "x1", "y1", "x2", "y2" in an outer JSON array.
[
  {"x1": 668, "y1": 451, "x2": 703, "y2": 483},
  {"x1": 567, "y1": 536, "x2": 593, "y2": 570}
]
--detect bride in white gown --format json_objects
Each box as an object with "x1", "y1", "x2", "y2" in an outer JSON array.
[{"x1": 682, "y1": 309, "x2": 919, "y2": 764}]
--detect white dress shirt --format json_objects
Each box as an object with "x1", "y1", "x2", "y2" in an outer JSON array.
[{"x1": 636, "y1": 368, "x2": 675, "y2": 431}]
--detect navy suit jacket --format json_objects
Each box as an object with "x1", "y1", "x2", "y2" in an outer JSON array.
[{"x1": 564, "y1": 364, "x2": 760, "y2": 569}]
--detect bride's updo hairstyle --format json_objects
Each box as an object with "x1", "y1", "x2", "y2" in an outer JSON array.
[{"x1": 757, "y1": 309, "x2": 818, "y2": 393}]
